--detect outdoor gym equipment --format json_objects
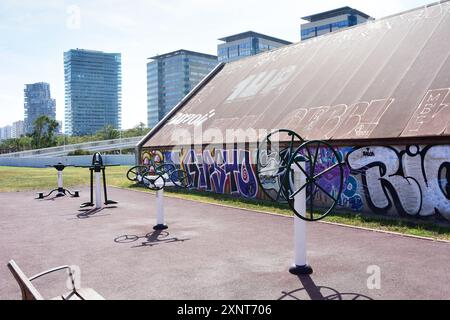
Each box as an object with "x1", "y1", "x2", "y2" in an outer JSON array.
[
  {"x1": 36, "y1": 163, "x2": 80, "y2": 199},
  {"x1": 256, "y1": 129, "x2": 344, "y2": 275},
  {"x1": 127, "y1": 163, "x2": 190, "y2": 230},
  {"x1": 126, "y1": 165, "x2": 150, "y2": 185},
  {"x1": 78, "y1": 153, "x2": 119, "y2": 210},
  {"x1": 126, "y1": 163, "x2": 189, "y2": 190}
]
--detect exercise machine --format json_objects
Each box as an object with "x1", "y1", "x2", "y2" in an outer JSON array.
[
  {"x1": 256, "y1": 129, "x2": 345, "y2": 274},
  {"x1": 36, "y1": 163, "x2": 80, "y2": 200},
  {"x1": 78, "y1": 153, "x2": 119, "y2": 209}
]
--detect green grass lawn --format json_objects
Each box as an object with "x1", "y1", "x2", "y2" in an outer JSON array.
[
  {"x1": 0, "y1": 166, "x2": 130, "y2": 192},
  {"x1": 1, "y1": 165, "x2": 449, "y2": 242}
]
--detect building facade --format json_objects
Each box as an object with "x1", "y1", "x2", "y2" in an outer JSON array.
[
  {"x1": 301, "y1": 7, "x2": 373, "y2": 41},
  {"x1": 217, "y1": 31, "x2": 292, "y2": 63},
  {"x1": 0, "y1": 125, "x2": 12, "y2": 141},
  {"x1": 64, "y1": 49, "x2": 122, "y2": 136},
  {"x1": 147, "y1": 50, "x2": 217, "y2": 128},
  {"x1": 11, "y1": 120, "x2": 24, "y2": 138},
  {"x1": 24, "y1": 82, "x2": 56, "y2": 134}
]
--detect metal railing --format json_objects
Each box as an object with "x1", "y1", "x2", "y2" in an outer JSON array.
[{"x1": 0, "y1": 136, "x2": 143, "y2": 158}]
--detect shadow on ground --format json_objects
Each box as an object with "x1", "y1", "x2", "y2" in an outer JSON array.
[
  {"x1": 76, "y1": 206, "x2": 117, "y2": 219},
  {"x1": 279, "y1": 275, "x2": 373, "y2": 300},
  {"x1": 114, "y1": 230, "x2": 189, "y2": 248}
]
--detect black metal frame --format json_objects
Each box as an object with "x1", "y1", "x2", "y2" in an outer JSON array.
[
  {"x1": 127, "y1": 162, "x2": 191, "y2": 191},
  {"x1": 256, "y1": 129, "x2": 305, "y2": 203},
  {"x1": 285, "y1": 140, "x2": 344, "y2": 221},
  {"x1": 256, "y1": 130, "x2": 345, "y2": 222},
  {"x1": 78, "y1": 153, "x2": 119, "y2": 208}
]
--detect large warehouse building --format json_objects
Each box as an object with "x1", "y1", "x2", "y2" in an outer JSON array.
[{"x1": 138, "y1": 1, "x2": 450, "y2": 222}]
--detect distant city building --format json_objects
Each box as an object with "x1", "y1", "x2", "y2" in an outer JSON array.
[
  {"x1": 217, "y1": 31, "x2": 292, "y2": 63},
  {"x1": 300, "y1": 7, "x2": 373, "y2": 41},
  {"x1": 24, "y1": 82, "x2": 56, "y2": 134},
  {"x1": 147, "y1": 49, "x2": 218, "y2": 128},
  {"x1": 64, "y1": 49, "x2": 122, "y2": 136},
  {"x1": 11, "y1": 120, "x2": 24, "y2": 138},
  {"x1": 0, "y1": 125, "x2": 12, "y2": 141}
]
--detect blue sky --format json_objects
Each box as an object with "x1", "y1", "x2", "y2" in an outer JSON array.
[{"x1": 0, "y1": 0, "x2": 434, "y2": 130}]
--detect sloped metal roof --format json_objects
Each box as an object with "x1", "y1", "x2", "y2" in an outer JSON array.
[{"x1": 142, "y1": 1, "x2": 450, "y2": 148}]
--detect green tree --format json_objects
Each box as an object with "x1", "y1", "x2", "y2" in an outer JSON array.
[
  {"x1": 0, "y1": 136, "x2": 33, "y2": 152},
  {"x1": 122, "y1": 122, "x2": 150, "y2": 138},
  {"x1": 31, "y1": 115, "x2": 59, "y2": 149},
  {"x1": 96, "y1": 124, "x2": 120, "y2": 140}
]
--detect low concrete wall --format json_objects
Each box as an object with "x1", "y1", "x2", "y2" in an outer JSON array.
[{"x1": 0, "y1": 155, "x2": 135, "y2": 168}]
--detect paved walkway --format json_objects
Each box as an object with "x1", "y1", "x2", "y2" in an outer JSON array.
[{"x1": 0, "y1": 187, "x2": 449, "y2": 300}]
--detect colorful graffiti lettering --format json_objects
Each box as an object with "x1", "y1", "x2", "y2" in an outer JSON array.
[
  {"x1": 347, "y1": 145, "x2": 450, "y2": 221},
  {"x1": 302, "y1": 146, "x2": 363, "y2": 212},
  {"x1": 161, "y1": 148, "x2": 258, "y2": 198},
  {"x1": 141, "y1": 144, "x2": 450, "y2": 222}
]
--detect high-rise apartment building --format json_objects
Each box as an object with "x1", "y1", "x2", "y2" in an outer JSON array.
[
  {"x1": 0, "y1": 125, "x2": 12, "y2": 141},
  {"x1": 11, "y1": 120, "x2": 24, "y2": 138},
  {"x1": 24, "y1": 82, "x2": 56, "y2": 134},
  {"x1": 301, "y1": 7, "x2": 373, "y2": 41},
  {"x1": 64, "y1": 49, "x2": 122, "y2": 136},
  {"x1": 147, "y1": 49, "x2": 217, "y2": 128},
  {"x1": 217, "y1": 31, "x2": 292, "y2": 63}
]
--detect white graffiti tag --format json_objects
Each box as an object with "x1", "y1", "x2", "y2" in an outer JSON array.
[{"x1": 348, "y1": 146, "x2": 450, "y2": 220}]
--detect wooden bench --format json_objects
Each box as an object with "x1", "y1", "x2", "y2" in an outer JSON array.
[{"x1": 7, "y1": 260, "x2": 104, "y2": 300}]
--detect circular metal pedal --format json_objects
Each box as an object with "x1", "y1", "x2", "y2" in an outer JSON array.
[
  {"x1": 256, "y1": 129, "x2": 305, "y2": 203},
  {"x1": 285, "y1": 140, "x2": 344, "y2": 221}
]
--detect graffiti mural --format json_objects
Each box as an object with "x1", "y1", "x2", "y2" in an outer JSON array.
[
  {"x1": 141, "y1": 150, "x2": 164, "y2": 172},
  {"x1": 162, "y1": 148, "x2": 258, "y2": 198},
  {"x1": 318, "y1": 147, "x2": 364, "y2": 212},
  {"x1": 299, "y1": 146, "x2": 364, "y2": 212},
  {"x1": 347, "y1": 145, "x2": 450, "y2": 221},
  {"x1": 142, "y1": 144, "x2": 450, "y2": 222}
]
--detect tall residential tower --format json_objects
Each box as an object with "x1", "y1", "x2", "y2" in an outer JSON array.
[
  {"x1": 24, "y1": 82, "x2": 56, "y2": 134},
  {"x1": 147, "y1": 49, "x2": 217, "y2": 128},
  {"x1": 64, "y1": 49, "x2": 122, "y2": 136}
]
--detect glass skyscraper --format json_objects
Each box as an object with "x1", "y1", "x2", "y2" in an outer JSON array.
[
  {"x1": 217, "y1": 31, "x2": 292, "y2": 63},
  {"x1": 24, "y1": 82, "x2": 56, "y2": 134},
  {"x1": 64, "y1": 49, "x2": 122, "y2": 136},
  {"x1": 147, "y1": 49, "x2": 217, "y2": 128},
  {"x1": 301, "y1": 7, "x2": 373, "y2": 41}
]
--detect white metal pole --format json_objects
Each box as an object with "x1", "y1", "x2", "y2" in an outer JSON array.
[
  {"x1": 290, "y1": 161, "x2": 313, "y2": 275},
  {"x1": 153, "y1": 181, "x2": 168, "y2": 230},
  {"x1": 57, "y1": 171, "x2": 63, "y2": 189},
  {"x1": 95, "y1": 171, "x2": 102, "y2": 209},
  {"x1": 156, "y1": 189, "x2": 164, "y2": 225}
]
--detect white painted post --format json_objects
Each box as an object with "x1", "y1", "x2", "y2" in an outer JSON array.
[
  {"x1": 153, "y1": 181, "x2": 168, "y2": 230},
  {"x1": 156, "y1": 190, "x2": 164, "y2": 225},
  {"x1": 57, "y1": 171, "x2": 63, "y2": 189},
  {"x1": 289, "y1": 161, "x2": 313, "y2": 275},
  {"x1": 95, "y1": 171, "x2": 102, "y2": 209}
]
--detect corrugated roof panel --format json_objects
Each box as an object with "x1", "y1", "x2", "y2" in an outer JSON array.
[
  {"x1": 143, "y1": 1, "x2": 450, "y2": 148},
  {"x1": 378, "y1": 5, "x2": 450, "y2": 138}
]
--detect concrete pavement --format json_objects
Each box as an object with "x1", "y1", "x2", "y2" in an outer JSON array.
[{"x1": 0, "y1": 187, "x2": 449, "y2": 300}]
